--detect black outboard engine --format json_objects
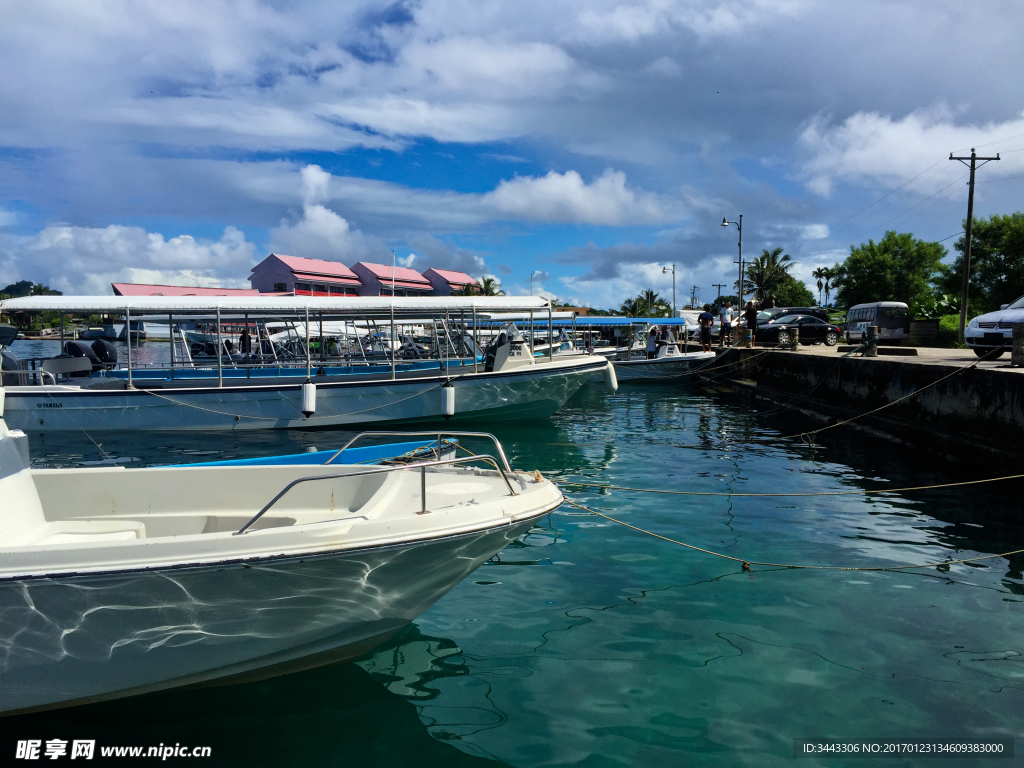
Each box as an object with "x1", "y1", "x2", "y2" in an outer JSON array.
[
  {"x1": 1, "y1": 348, "x2": 28, "y2": 385},
  {"x1": 64, "y1": 340, "x2": 102, "y2": 372},
  {"x1": 91, "y1": 340, "x2": 118, "y2": 367},
  {"x1": 484, "y1": 331, "x2": 507, "y2": 372}
]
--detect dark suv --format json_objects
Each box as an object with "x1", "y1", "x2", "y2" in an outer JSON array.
[{"x1": 756, "y1": 306, "x2": 830, "y2": 326}]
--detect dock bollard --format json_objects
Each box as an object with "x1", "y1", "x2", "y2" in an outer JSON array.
[
  {"x1": 1013, "y1": 324, "x2": 1024, "y2": 367},
  {"x1": 789, "y1": 326, "x2": 800, "y2": 351},
  {"x1": 865, "y1": 325, "x2": 879, "y2": 357}
]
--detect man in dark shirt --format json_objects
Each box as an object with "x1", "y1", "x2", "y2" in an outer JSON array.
[
  {"x1": 698, "y1": 305, "x2": 715, "y2": 353},
  {"x1": 743, "y1": 301, "x2": 758, "y2": 345}
]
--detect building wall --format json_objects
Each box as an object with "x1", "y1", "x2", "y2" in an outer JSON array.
[
  {"x1": 249, "y1": 258, "x2": 293, "y2": 293},
  {"x1": 249, "y1": 256, "x2": 359, "y2": 295}
]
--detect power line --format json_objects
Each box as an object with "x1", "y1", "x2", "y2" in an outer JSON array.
[
  {"x1": 827, "y1": 157, "x2": 947, "y2": 233},
  {"x1": 845, "y1": 171, "x2": 969, "y2": 244}
]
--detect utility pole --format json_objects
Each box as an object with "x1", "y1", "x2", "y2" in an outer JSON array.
[
  {"x1": 712, "y1": 283, "x2": 727, "y2": 299},
  {"x1": 721, "y1": 215, "x2": 743, "y2": 305},
  {"x1": 690, "y1": 285, "x2": 699, "y2": 308},
  {"x1": 662, "y1": 264, "x2": 676, "y2": 316},
  {"x1": 949, "y1": 149, "x2": 999, "y2": 343}
]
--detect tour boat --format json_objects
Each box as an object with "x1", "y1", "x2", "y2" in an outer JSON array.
[
  {"x1": 0, "y1": 296, "x2": 615, "y2": 432},
  {"x1": 0, "y1": 389, "x2": 563, "y2": 714}
]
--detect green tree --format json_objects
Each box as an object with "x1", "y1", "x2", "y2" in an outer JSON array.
[
  {"x1": 638, "y1": 289, "x2": 671, "y2": 317},
  {"x1": 477, "y1": 276, "x2": 505, "y2": 296},
  {"x1": 832, "y1": 231, "x2": 947, "y2": 312},
  {"x1": 936, "y1": 212, "x2": 1024, "y2": 314},
  {"x1": 773, "y1": 275, "x2": 816, "y2": 307},
  {"x1": 744, "y1": 247, "x2": 795, "y2": 301}
]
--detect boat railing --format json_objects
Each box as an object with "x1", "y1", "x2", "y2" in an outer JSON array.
[
  {"x1": 325, "y1": 430, "x2": 513, "y2": 473},
  {"x1": 234, "y1": 453, "x2": 519, "y2": 535}
]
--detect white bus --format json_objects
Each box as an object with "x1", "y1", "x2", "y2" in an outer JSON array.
[{"x1": 844, "y1": 301, "x2": 910, "y2": 343}]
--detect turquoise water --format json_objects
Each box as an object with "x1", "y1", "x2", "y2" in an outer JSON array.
[{"x1": 3, "y1": 348, "x2": 1024, "y2": 766}]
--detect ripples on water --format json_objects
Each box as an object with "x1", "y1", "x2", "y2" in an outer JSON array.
[{"x1": 3, "y1": 347, "x2": 1024, "y2": 766}]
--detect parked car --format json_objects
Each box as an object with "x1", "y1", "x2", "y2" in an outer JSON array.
[
  {"x1": 756, "y1": 306, "x2": 830, "y2": 326},
  {"x1": 843, "y1": 302, "x2": 910, "y2": 343},
  {"x1": 965, "y1": 293, "x2": 1024, "y2": 359},
  {"x1": 758, "y1": 314, "x2": 842, "y2": 346}
]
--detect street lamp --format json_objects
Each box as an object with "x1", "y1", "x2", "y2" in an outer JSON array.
[
  {"x1": 530, "y1": 270, "x2": 542, "y2": 296},
  {"x1": 662, "y1": 264, "x2": 676, "y2": 317},
  {"x1": 721, "y1": 215, "x2": 743, "y2": 305}
]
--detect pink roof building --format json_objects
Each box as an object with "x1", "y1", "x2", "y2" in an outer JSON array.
[
  {"x1": 422, "y1": 268, "x2": 478, "y2": 296},
  {"x1": 248, "y1": 254, "x2": 361, "y2": 296},
  {"x1": 351, "y1": 262, "x2": 433, "y2": 296},
  {"x1": 112, "y1": 283, "x2": 259, "y2": 297}
]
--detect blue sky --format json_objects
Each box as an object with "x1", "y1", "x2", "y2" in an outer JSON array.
[{"x1": 1, "y1": 0, "x2": 1023, "y2": 308}]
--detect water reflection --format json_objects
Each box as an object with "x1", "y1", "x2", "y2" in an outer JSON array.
[{"x1": 0, "y1": 649, "x2": 508, "y2": 767}]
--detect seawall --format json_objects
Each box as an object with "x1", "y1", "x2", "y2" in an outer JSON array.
[{"x1": 713, "y1": 347, "x2": 1024, "y2": 466}]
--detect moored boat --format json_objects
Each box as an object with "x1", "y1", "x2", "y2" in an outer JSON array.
[
  {"x1": 0, "y1": 296, "x2": 615, "y2": 432},
  {"x1": 0, "y1": 389, "x2": 563, "y2": 714}
]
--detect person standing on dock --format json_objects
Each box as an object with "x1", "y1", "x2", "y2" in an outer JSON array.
[
  {"x1": 719, "y1": 302, "x2": 733, "y2": 347},
  {"x1": 743, "y1": 301, "x2": 758, "y2": 346},
  {"x1": 698, "y1": 305, "x2": 715, "y2": 353}
]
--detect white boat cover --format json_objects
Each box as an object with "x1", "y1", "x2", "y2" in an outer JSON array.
[{"x1": 0, "y1": 295, "x2": 551, "y2": 316}]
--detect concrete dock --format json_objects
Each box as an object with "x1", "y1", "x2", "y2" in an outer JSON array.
[{"x1": 711, "y1": 344, "x2": 1023, "y2": 466}]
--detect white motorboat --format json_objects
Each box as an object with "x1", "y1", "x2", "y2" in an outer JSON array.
[
  {"x1": 0, "y1": 388, "x2": 563, "y2": 714},
  {"x1": 610, "y1": 328, "x2": 715, "y2": 381},
  {"x1": 0, "y1": 296, "x2": 615, "y2": 432}
]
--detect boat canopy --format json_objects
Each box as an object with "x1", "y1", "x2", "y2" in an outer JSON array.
[
  {"x1": 549, "y1": 316, "x2": 694, "y2": 327},
  {"x1": 0, "y1": 295, "x2": 551, "y2": 319}
]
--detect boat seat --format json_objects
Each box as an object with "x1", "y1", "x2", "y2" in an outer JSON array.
[
  {"x1": 27, "y1": 520, "x2": 147, "y2": 546},
  {"x1": 0, "y1": 422, "x2": 146, "y2": 547}
]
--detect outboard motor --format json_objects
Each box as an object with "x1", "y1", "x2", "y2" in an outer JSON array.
[
  {"x1": 64, "y1": 340, "x2": 102, "y2": 371},
  {"x1": 91, "y1": 340, "x2": 118, "y2": 367},
  {"x1": 484, "y1": 324, "x2": 532, "y2": 372},
  {"x1": 1, "y1": 348, "x2": 28, "y2": 386}
]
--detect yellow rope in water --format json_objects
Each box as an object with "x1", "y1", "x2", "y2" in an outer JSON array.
[
  {"x1": 560, "y1": 497, "x2": 1024, "y2": 572},
  {"x1": 559, "y1": 473, "x2": 1024, "y2": 498}
]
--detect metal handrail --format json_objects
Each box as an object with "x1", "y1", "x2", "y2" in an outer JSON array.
[
  {"x1": 233, "y1": 453, "x2": 518, "y2": 535},
  {"x1": 325, "y1": 430, "x2": 513, "y2": 473}
]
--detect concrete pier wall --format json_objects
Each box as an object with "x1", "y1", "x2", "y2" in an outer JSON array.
[{"x1": 716, "y1": 348, "x2": 1024, "y2": 464}]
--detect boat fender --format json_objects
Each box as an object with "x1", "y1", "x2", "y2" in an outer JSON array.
[
  {"x1": 602, "y1": 361, "x2": 618, "y2": 393},
  {"x1": 301, "y1": 380, "x2": 316, "y2": 418},
  {"x1": 442, "y1": 381, "x2": 455, "y2": 418}
]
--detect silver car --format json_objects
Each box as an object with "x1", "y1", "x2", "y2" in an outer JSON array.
[{"x1": 965, "y1": 294, "x2": 1024, "y2": 358}]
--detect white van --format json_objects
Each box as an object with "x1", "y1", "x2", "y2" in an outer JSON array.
[{"x1": 844, "y1": 302, "x2": 910, "y2": 343}]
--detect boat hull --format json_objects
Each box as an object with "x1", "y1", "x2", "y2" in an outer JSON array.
[
  {"x1": 610, "y1": 352, "x2": 716, "y2": 381},
  {"x1": 1, "y1": 358, "x2": 605, "y2": 432},
  {"x1": 0, "y1": 518, "x2": 539, "y2": 715}
]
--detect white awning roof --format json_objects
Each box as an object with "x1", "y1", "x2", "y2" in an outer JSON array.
[{"x1": 0, "y1": 295, "x2": 551, "y2": 317}]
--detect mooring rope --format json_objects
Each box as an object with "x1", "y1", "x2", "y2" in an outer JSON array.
[
  {"x1": 558, "y1": 472, "x2": 1024, "y2": 498},
  {"x1": 138, "y1": 380, "x2": 444, "y2": 422},
  {"x1": 559, "y1": 497, "x2": 1024, "y2": 572}
]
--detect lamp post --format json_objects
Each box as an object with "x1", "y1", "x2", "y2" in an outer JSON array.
[
  {"x1": 721, "y1": 215, "x2": 743, "y2": 305},
  {"x1": 530, "y1": 270, "x2": 542, "y2": 296},
  {"x1": 662, "y1": 264, "x2": 676, "y2": 317}
]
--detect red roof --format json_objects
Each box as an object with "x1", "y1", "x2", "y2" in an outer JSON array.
[
  {"x1": 112, "y1": 283, "x2": 259, "y2": 297},
  {"x1": 270, "y1": 254, "x2": 359, "y2": 280},
  {"x1": 290, "y1": 271, "x2": 360, "y2": 286},
  {"x1": 430, "y1": 269, "x2": 477, "y2": 286},
  {"x1": 354, "y1": 262, "x2": 430, "y2": 286}
]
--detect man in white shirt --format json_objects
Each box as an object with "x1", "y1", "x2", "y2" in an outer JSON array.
[{"x1": 719, "y1": 302, "x2": 733, "y2": 347}]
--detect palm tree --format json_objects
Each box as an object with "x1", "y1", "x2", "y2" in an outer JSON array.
[
  {"x1": 822, "y1": 267, "x2": 834, "y2": 306},
  {"x1": 811, "y1": 267, "x2": 827, "y2": 306},
  {"x1": 478, "y1": 276, "x2": 504, "y2": 296},
  {"x1": 745, "y1": 247, "x2": 795, "y2": 302},
  {"x1": 619, "y1": 297, "x2": 641, "y2": 317}
]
